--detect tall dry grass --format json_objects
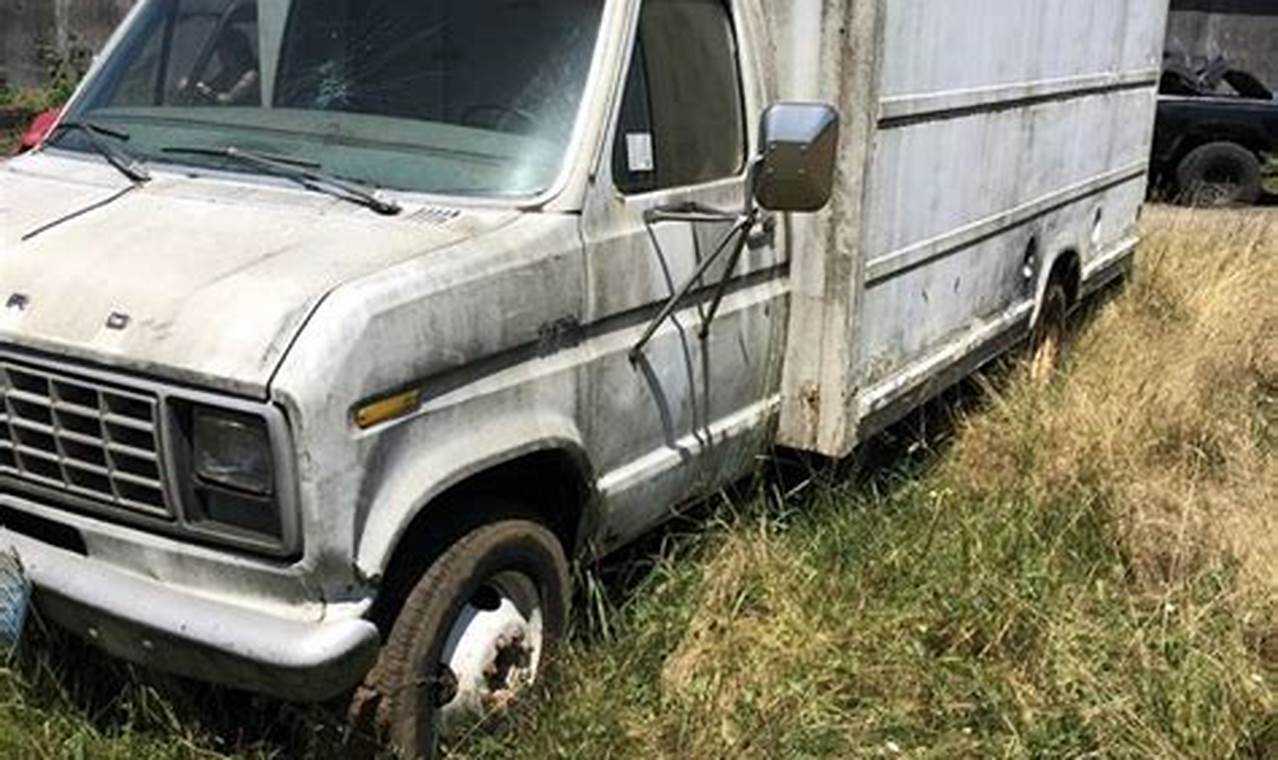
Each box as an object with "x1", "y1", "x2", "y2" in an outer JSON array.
[
  {"x1": 957, "y1": 206, "x2": 1277, "y2": 591},
  {"x1": 465, "y1": 207, "x2": 1277, "y2": 759}
]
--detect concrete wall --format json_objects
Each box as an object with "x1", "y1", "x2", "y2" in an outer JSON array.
[
  {"x1": 0, "y1": 0, "x2": 135, "y2": 88},
  {"x1": 1168, "y1": 0, "x2": 1278, "y2": 89},
  {"x1": 3, "y1": 1, "x2": 1277, "y2": 91}
]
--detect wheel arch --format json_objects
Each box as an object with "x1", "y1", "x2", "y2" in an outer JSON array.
[
  {"x1": 1033, "y1": 246, "x2": 1082, "y2": 327},
  {"x1": 1049, "y1": 247, "x2": 1082, "y2": 306},
  {"x1": 355, "y1": 431, "x2": 598, "y2": 610}
]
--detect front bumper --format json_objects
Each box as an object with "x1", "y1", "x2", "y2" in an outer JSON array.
[{"x1": 0, "y1": 494, "x2": 380, "y2": 702}]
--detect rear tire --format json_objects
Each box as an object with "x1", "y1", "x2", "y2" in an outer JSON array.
[
  {"x1": 1031, "y1": 281, "x2": 1070, "y2": 383},
  {"x1": 352, "y1": 514, "x2": 570, "y2": 759},
  {"x1": 1175, "y1": 142, "x2": 1263, "y2": 207}
]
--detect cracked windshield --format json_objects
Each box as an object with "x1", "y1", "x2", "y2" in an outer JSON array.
[{"x1": 50, "y1": 0, "x2": 605, "y2": 197}]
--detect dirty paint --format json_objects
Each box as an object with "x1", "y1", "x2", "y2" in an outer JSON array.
[{"x1": 0, "y1": 0, "x2": 1167, "y2": 702}]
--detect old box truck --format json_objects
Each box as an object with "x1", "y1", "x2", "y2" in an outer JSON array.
[{"x1": 0, "y1": 0, "x2": 1167, "y2": 754}]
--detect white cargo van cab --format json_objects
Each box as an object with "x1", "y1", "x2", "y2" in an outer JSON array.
[{"x1": 0, "y1": 0, "x2": 1168, "y2": 754}]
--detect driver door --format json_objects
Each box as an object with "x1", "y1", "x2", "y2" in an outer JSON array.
[{"x1": 581, "y1": 0, "x2": 786, "y2": 548}]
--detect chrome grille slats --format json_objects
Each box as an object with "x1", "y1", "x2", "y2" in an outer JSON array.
[{"x1": 0, "y1": 358, "x2": 169, "y2": 517}]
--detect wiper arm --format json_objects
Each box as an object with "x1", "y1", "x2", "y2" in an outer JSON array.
[
  {"x1": 162, "y1": 146, "x2": 402, "y2": 216},
  {"x1": 51, "y1": 121, "x2": 151, "y2": 184},
  {"x1": 163, "y1": 145, "x2": 321, "y2": 169}
]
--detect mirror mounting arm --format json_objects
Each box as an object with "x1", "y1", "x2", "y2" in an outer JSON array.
[
  {"x1": 697, "y1": 212, "x2": 760, "y2": 340},
  {"x1": 629, "y1": 205, "x2": 759, "y2": 362},
  {"x1": 642, "y1": 201, "x2": 741, "y2": 226},
  {"x1": 630, "y1": 97, "x2": 840, "y2": 360}
]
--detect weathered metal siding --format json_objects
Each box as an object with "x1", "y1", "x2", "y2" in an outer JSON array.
[
  {"x1": 1168, "y1": 0, "x2": 1278, "y2": 88},
  {"x1": 777, "y1": 0, "x2": 1169, "y2": 456},
  {"x1": 861, "y1": 0, "x2": 1164, "y2": 375}
]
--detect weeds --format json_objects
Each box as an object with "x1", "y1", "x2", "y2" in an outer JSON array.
[
  {"x1": 0, "y1": 85, "x2": 70, "y2": 114},
  {"x1": 0, "y1": 83, "x2": 70, "y2": 154},
  {"x1": 462, "y1": 207, "x2": 1277, "y2": 759},
  {"x1": 0, "y1": 207, "x2": 1273, "y2": 758},
  {"x1": 0, "y1": 79, "x2": 76, "y2": 153}
]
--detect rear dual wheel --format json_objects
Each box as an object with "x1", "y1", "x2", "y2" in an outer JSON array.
[{"x1": 355, "y1": 514, "x2": 570, "y2": 759}]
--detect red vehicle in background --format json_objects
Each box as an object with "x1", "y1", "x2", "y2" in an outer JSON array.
[{"x1": 12, "y1": 108, "x2": 61, "y2": 155}]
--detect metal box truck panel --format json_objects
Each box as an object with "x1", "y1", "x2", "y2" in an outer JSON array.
[{"x1": 776, "y1": 0, "x2": 1168, "y2": 455}]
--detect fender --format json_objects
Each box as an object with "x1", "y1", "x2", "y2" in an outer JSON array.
[
  {"x1": 354, "y1": 410, "x2": 596, "y2": 582},
  {"x1": 1030, "y1": 235, "x2": 1083, "y2": 329}
]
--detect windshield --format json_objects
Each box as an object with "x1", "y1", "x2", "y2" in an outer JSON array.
[{"x1": 52, "y1": 0, "x2": 606, "y2": 198}]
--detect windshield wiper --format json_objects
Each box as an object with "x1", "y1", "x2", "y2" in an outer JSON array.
[
  {"x1": 51, "y1": 121, "x2": 151, "y2": 184},
  {"x1": 162, "y1": 146, "x2": 402, "y2": 216}
]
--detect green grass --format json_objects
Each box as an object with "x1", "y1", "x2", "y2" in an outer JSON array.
[
  {"x1": 465, "y1": 206, "x2": 1278, "y2": 759},
  {"x1": 0, "y1": 85, "x2": 68, "y2": 113},
  {"x1": 0, "y1": 649, "x2": 208, "y2": 759},
  {"x1": 0, "y1": 207, "x2": 1274, "y2": 759},
  {"x1": 1, "y1": 121, "x2": 23, "y2": 155},
  {"x1": 463, "y1": 494, "x2": 1272, "y2": 759}
]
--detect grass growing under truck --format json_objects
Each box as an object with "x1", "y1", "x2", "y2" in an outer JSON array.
[{"x1": 0, "y1": 205, "x2": 1274, "y2": 758}]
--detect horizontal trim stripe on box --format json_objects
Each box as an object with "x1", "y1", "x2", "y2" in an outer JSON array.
[
  {"x1": 865, "y1": 162, "x2": 1148, "y2": 287},
  {"x1": 878, "y1": 68, "x2": 1160, "y2": 128}
]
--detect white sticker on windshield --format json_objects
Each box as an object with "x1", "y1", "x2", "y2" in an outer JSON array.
[{"x1": 626, "y1": 132, "x2": 655, "y2": 173}]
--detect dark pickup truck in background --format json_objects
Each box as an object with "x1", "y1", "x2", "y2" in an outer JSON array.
[{"x1": 1152, "y1": 56, "x2": 1278, "y2": 206}]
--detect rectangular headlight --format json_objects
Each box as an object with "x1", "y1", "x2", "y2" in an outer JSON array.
[
  {"x1": 188, "y1": 406, "x2": 284, "y2": 542},
  {"x1": 193, "y1": 408, "x2": 274, "y2": 495}
]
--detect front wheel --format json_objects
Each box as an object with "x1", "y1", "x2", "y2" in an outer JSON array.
[{"x1": 356, "y1": 516, "x2": 570, "y2": 759}]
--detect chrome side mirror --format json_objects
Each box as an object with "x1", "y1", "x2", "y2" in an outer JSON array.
[{"x1": 753, "y1": 102, "x2": 840, "y2": 213}]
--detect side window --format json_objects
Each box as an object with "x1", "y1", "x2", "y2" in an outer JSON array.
[
  {"x1": 109, "y1": 24, "x2": 166, "y2": 106},
  {"x1": 613, "y1": 0, "x2": 746, "y2": 194}
]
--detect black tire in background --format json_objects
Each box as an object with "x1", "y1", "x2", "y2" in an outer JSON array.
[
  {"x1": 1175, "y1": 141, "x2": 1264, "y2": 207},
  {"x1": 351, "y1": 514, "x2": 570, "y2": 759}
]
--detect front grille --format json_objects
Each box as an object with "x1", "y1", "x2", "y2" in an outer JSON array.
[{"x1": 0, "y1": 359, "x2": 170, "y2": 518}]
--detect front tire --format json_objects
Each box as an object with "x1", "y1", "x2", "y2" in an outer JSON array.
[
  {"x1": 356, "y1": 516, "x2": 570, "y2": 759},
  {"x1": 1175, "y1": 141, "x2": 1263, "y2": 207}
]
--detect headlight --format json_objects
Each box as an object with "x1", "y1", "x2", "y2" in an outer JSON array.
[
  {"x1": 189, "y1": 407, "x2": 283, "y2": 541},
  {"x1": 193, "y1": 408, "x2": 274, "y2": 495}
]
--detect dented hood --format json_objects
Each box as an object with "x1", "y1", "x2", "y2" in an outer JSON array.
[{"x1": 0, "y1": 154, "x2": 518, "y2": 397}]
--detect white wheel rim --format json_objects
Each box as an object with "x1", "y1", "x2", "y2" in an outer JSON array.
[{"x1": 435, "y1": 572, "x2": 544, "y2": 740}]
